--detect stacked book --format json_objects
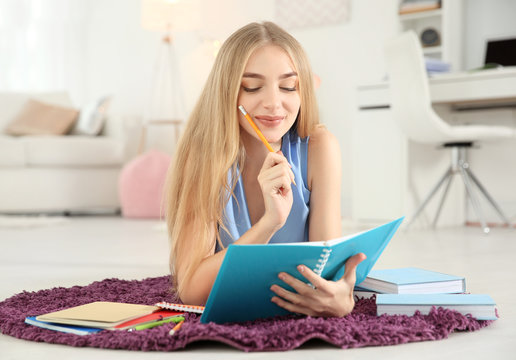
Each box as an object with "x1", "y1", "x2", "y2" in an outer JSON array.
[
  {"x1": 399, "y1": 0, "x2": 441, "y2": 15},
  {"x1": 354, "y1": 267, "x2": 497, "y2": 321},
  {"x1": 425, "y1": 57, "x2": 451, "y2": 74},
  {"x1": 25, "y1": 301, "x2": 185, "y2": 335}
]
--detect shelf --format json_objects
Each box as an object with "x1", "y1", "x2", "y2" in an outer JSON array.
[
  {"x1": 399, "y1": 9, "x2": 442, "y2": 21},
  {"x1": 423, "y1": 46, "x2": 443, "y2": 55}
]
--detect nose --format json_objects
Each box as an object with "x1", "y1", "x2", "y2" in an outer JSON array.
[{"x1": 262, "y1": 86, "x2": 281, "y2": 110}]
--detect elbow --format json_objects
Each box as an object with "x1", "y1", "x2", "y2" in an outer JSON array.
[
  {"x1": 178, "y1": 288, "x2": 209, "y2": 306},
  {"x1": 176, "y1": 279, "x2": 210, "y2": 306}
]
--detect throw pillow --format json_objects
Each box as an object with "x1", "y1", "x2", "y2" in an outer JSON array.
[
  {"x1": 71, "y1": 95, "x2": 112, "y2": 136},
  {"x1": 4, "y1": 99, "x2": 79, "y2": 136}
]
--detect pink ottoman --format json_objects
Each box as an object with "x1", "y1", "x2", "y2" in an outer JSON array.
[{"x1": 119, "y1": 150, "x2": 171, "y2": 219}]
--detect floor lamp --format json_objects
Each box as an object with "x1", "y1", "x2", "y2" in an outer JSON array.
[{"x1": 140, "y1": 0, "x2": 189, "y2": 154}]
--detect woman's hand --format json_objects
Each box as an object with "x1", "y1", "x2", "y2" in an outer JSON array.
[
  {"x1": 258, "y1": 151, "x2": 296, "y2": 232},
  {"x1": 270, "y1": 253, "x2": 366, "y2": 317}
]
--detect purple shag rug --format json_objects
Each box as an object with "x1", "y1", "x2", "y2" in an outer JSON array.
[{"x1": 0, "y1": 275, "x2": 494, "y2": 352}]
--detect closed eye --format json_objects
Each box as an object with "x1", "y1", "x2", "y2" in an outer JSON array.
[
  {"x1": 242, "y1": 86, "x2": 261, "y2": 93},
  {"x1": 280, "y1": 87, "x2": 297, "y2": 92}
]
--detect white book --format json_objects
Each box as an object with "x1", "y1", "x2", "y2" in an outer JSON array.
[
  {"x1": 376, "y1": 294, "x2": 497, "y2": 321},
  {"x1": 358, "y1": 267, "x2": 466, "y2": 294}
]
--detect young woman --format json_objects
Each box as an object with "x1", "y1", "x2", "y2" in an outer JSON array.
[{"x1": 165, "y1": 21, "x2": 365, "y2": 317}]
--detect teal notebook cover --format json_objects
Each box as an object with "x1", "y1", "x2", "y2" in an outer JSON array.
[
  {"x1": 200, "y1": 217, "x2": 404, "y2": 324},
  {"x1": 360, "y1": 267, "x2": 466, "y2": 293}
]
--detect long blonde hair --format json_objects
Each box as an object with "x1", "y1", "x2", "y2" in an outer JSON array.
[{"x1": 165, "y1": 21, "x2": 320, "y2": 297}]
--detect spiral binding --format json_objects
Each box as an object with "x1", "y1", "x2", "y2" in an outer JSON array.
[{"x1": 313, "y1": 248, "x2": 332, "y2": 276}]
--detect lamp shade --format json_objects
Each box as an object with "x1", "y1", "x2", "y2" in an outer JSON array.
[{"x1": 141, "y1": 0, "x2": 200, "y2": 32}]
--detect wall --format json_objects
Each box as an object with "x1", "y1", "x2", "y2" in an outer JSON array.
[{"x1": 1, "y1": 0, "x2": 514, "y2": 222}]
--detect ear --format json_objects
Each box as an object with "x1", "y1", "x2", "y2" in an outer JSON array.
[{"x1": 313, "y1": 74, "x2": 321, "y2": 89}]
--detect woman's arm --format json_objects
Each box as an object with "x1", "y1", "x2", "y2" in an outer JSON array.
[
  {"x1": 178, "y1": 217, "x2": 280, "y2": 305},
  {"x1": 306, "y1": 126, "x2": 343, "y2": 242},
  {"x1": 177, "y1": 151, "x2": 296, "y2": 305}
]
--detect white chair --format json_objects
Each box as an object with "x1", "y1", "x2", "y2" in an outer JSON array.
[{"x1": 384, "y1": 31, "x2": 515, "y2": 233}]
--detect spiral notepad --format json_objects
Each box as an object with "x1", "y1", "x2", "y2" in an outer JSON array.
[
  {"x1": 313, "y1": 248, "x2": 332, "y2": 276},
  {"x1": 155, "y1": 302, "x2": 205, "y2": 314},
  {"x1": 200, "y1": 217, "x2": 404, "y2": 324}
]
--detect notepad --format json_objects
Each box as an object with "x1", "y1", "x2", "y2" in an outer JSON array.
[
  {"x1": 200, "y1": 217, "x2": 404, "y2": 324},
  {"x1": 25, "y1": 316, "x2": 103, "y2": 335},
  {"x1": 36, "y1": 302, "x2": 159, "y2": 329},
  {"x1": 155, "y1": 302, "x2": 205, "y2": 314},
  {"x1": 359, "y1": 267, "x2": 466, "y2": 294},
  {"x1": 376, "y1": 294, "x2": 497, "y2": 320}
]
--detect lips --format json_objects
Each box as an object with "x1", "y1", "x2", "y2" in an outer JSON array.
[{"x1": 254, "y1": 115, "x2": 285, "y2": 127}]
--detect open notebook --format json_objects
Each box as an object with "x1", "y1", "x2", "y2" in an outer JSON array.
[{"x1": 201, "y1": 217, "x2": 404, "y2": 324}]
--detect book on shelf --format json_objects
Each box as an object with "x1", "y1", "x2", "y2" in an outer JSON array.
[
  {"x1": 358, "y1": 267, "x2": 466, "y2": 294},
  {"x1": 399, "y1": 0, "x2": 441, "y2": 15},
  {"x1": 200, "y1": 217, "x2": 404, "y2": 324},
  {"x1": 35, "y1": 301, "x2": 159, "y2": 329},
  {"x1": 376, "y1": 294, "x2": 497, "y2": 320},
  {"x1": 24, "y1": 316, "x2": 103, "y2": 335}
]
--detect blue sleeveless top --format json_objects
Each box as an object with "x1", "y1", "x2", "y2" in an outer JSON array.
[{"x1": 218, "y1": 129, "x2": 311, "y2": 249}]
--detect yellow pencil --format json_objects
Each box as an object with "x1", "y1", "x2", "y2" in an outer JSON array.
[
  {"x1": 238, "y1": 105, "x2": 275, "y2": 153},
  {"x1": 237, "y1": 105, "x2": 296, "y2": 186},
  {"x1": 168, "y1": 320, "x2": 184, "y2": 336}
]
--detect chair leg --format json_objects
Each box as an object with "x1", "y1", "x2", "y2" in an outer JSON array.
[
  {"x1": 459, "y1": 166, "x2": 490, "y2": 234},
  {"x1": 406, "y1": 166, "x2": 453, "y2": 229},
  {"x1": 465, "y1": 167, "x2": 511, "y2": 226},
  {"x1": 432, "y1": 171, "x2": 454, "y2": 228}
]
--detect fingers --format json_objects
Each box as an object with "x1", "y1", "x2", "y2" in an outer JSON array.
[
  {"x1": 342, "y1": 253, "x2": 367, "y2": 285},
  {"x1": 271, "y1": 295, "x2": 316, "y2": 317},
  {"x1": 295, "y1": 265, "x2": 327, "y2": 290},
  {"x1": 260, "y1": 152, "x2": 296, "y2": 186},
  {"x1": 270, "y1": 273, "x2": 318, "y2": 317}
]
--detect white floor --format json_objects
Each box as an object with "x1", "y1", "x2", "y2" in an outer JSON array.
[{"x1": 1, "y1": 216, "x2": 514, "y2": 360}]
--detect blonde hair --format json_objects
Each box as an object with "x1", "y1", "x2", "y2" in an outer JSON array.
[{"x1": 165, "y1": 21, "x2": 320, "y2": 298}]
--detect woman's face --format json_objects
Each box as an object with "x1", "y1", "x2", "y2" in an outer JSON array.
[{"x1": 237, "y1": 45, "x2": 301, "y2": 147}]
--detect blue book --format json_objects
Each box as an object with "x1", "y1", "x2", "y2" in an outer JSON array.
[
  {"x1": 358, "y1": 267, "x2": 466, "y2": 294},
  {"x1": 376, "y1": 294, "x2": 497, "y2": 320},
  {"x1": 25, "y1": 316, "x2": 103, "y2": 335},
  {"x1": 200, "y1": 217, "x2": 404, "y2": 324}
]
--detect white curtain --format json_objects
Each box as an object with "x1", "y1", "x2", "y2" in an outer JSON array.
[{"x1": 0, "y1": 0, "x2": 89, "y2": 100}]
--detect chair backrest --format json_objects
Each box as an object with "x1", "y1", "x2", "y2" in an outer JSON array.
[{"x1": 384, "y1": 31, "x2": 452, "y2": 143}]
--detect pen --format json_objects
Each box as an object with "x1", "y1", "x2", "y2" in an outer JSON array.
[
  {"x1": 168, "y1": 320, "x2": 184, "y2": 336},
  {"x1": 238, "y1": 105, "x2": 296, "y2": 186},
  {"x1": 131, "y1": 316, "x2": 184, "y2": 331}
]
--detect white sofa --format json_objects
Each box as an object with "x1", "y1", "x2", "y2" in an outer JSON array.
[{"x1": 0, "y1": 92, "x2": 127, "y2": 214}]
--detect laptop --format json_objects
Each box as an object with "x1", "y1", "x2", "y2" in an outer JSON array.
[{"x1": 484, "y1": 37, "x2": 516, "y2": 67}]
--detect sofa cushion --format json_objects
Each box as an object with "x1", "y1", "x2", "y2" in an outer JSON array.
[
  {"x1": 22, "y1": 136, "x2": 125, "y2": 166},
  {"x1": 0, "y1": 92, "x2": 73, "y2": 129},
  {"x1": 71, "y1": 96, "x2": 112, "y2": 136},
  {"x1": 4, "y1": 99, "x2": 79, "y2": 136},
  {"x1": 0, "y1": 136, "x2": 26, "y2": 166}
]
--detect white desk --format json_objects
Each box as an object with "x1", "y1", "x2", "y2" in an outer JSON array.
[
  {"x1": 358, "y1": 67, "x2": 516, "y2": 109},
  {"x1": 352, "y1": 67, "x2": 516, "y2": 224}
]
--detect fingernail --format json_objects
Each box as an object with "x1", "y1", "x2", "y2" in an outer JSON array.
[{"x1": 298, "y1": 265, "x2": 304, "y2": 272}]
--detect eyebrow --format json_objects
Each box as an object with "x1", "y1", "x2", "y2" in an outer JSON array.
[{"x1": 242, "y1": 71, "x2": 298, "y2": 80}]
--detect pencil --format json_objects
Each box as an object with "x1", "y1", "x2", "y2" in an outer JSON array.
[
  {"x1": 238, "y1": 105, "x2": 275, "y2": 153},
  {"x1": 168, "y1": 320, "x2": 184, "y2": 336}
]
